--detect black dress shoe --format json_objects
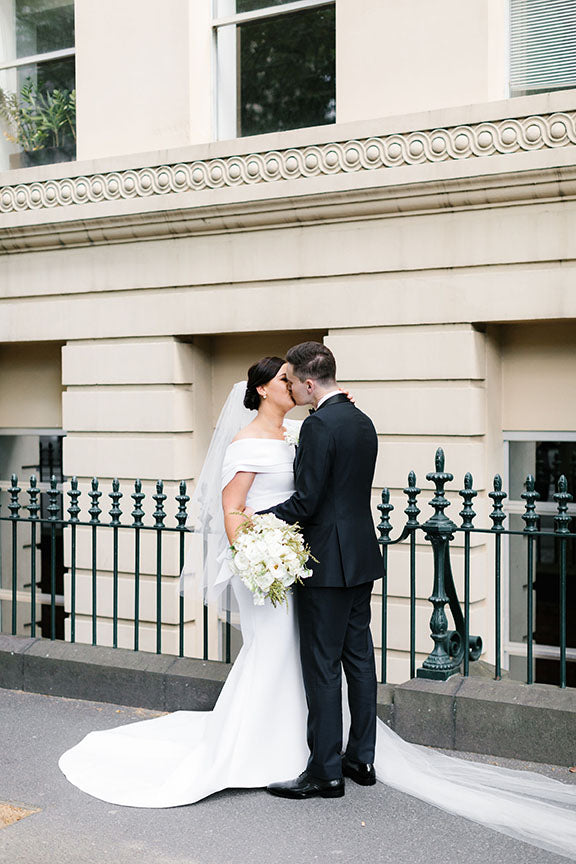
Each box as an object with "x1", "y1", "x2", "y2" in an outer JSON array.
[
  {"x1": 267, "y1": 771, "x2": 345, "y2": 799},
  {"x1": 342, "y1": 756, "x2": 376, "y2": 786}
]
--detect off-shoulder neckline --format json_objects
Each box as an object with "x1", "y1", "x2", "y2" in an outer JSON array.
[{"x1": 228, "y1": 437, "x2": 291, "y2": 445}]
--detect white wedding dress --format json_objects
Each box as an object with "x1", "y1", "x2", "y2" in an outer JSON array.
[{"x1": 59, "y1": 436, "x2": 576, "y2": 860}]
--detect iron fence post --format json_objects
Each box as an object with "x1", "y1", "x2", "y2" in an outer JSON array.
[
  {"x1": 377, "y1": 488, "x2": 394, "y2": 684},
  {"x1": 26, "y1": 476, "x2": 40, "y2": 638},
  {"x1": 153, "y1": 480, "x2": 167, "y2": 655},
  {"x1": 553, "y1": 475, "x2": 572, "y2": 689},
  {"x1": 131, "y1": 480, "x2": 145, "y2": 652},
  {"x1": 459, "y1": 472, "x2": 477, "y2": 677},
  {"x1": 489, "y1": 475, "x2": 507, "y2": 680},
  {"x1": 8, "y1": 474, "x2": 21, "y2": 635},
  {"x1": 109, "y1": 479, "x2": 122, "y2": 649},
  {"x1": 417, "y1": 449, "x2": 461, "y2": 680},
  {"x1": 521, "y1": 475, "x2": 539, "y2": 684},
  {"x1": 176, "y1": 480, "x2": 189, "y2": 658},
  {"x1": 88, "y1": 478, "x2": 102, "y2": 646},
  {"x1": 403, "y1": 472, "x2": 421, "y2": 679}
]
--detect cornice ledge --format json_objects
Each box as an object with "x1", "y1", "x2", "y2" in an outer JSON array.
[
  {"x1": 1, "y1": 160, "x2": 576, "y2": 254},
  {"x1": 1, "y1": 109, "x2": 575, "y2": 219}
]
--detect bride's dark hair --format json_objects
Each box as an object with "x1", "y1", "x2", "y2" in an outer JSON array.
[{"x1": 244, "y1": 356, "x2": 285, "y2": 410}]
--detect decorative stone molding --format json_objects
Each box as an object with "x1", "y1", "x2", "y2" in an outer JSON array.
[{"x1": 1, "y1": 111, "x2": 576, "y2": 215}]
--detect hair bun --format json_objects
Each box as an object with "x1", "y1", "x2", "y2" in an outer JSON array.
[{"x1": 243, "y1": 385, "x2": 260, "y2": 411}]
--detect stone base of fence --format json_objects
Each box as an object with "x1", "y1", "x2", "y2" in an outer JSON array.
[{"x1": 1, "y1": 634, "x2": 574, "y2": 767}]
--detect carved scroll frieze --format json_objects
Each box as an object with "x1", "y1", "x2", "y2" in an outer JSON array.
[{"x1": 1, "y1": 112, "x2": 575, "y2": 215}]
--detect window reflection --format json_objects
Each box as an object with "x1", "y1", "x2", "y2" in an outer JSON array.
[
  {"x1": 509, "y1": 440, "x2": 576, "y2": 501},
  {"x1": 507, "y1": 439, "x2": 576, "y2": 687},
  {"x1": 238, "y1": 5, "x2": 335, "y2": 137},
  {"x1": 16, "y1": 0, "x2": 74, "y2": 59}
]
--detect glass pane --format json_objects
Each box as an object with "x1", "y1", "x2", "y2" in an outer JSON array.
[
  {"x1": 0, "y1": 0, "x2": 74, "y2": 65},
  {"x1": 238, "y1": 5, "x2": 335, "y2": 137},
  {"x1": 16, "y1": 0, "x2": 74, "y2": 58},
  {"x1": 509, "y1": 440, "x2": 576, "y2": 502},
  {"x1": 508, "y1": 512, "x2": 576, "y2": 685},
  {"x1": 508, "y1": 513, "x2": 529, "y2": 645},
  {"x1": 0, "y1": 55, "x2": 75, "y2": 165},
  {"x1": 216, "y1": 0, "x2": 296, "y2": 15}
]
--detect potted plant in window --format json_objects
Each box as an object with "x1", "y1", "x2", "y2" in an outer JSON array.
[{"x1": 0, "y1": 79, "x2": 76, "y2": 168}]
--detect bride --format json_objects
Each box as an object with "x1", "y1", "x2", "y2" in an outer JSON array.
[{"x1": 59, "y1": 357, "x2": 576, "y2": 860}]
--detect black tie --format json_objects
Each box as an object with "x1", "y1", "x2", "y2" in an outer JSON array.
[{"x1": 308, "y1": 408, "x2": 315, "y2": 415}]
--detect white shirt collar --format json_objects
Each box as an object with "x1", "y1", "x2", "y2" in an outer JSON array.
[{"x1": 316, "y1": 389, "x2": 342, "y2": 410}]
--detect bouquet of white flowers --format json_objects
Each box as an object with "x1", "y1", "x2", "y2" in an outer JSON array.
[{"x1": 230, "y1": 513, "x2": 315, "y2": 607}]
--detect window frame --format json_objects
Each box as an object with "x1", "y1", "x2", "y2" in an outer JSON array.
[
  {"x1": 211, "y1": 0, "x2": 335, "y2": 141},
  {"x1": 0, "y1": 2, "x2": 76, "y2": 167},
  {"x1": 502, "y1": 431, "x2": 576, "y2": 673}
]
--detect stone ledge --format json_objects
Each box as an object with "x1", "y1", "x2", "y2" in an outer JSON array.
[
  {"x1": 394, "y1": 676, "x2": 576, "y2": 766},
  {"x1": 0, "y1": 635, "x2": 230, "y2": 712},
  {"x1": 1, "y1": 635, "x2": 574, "y2": 764}
]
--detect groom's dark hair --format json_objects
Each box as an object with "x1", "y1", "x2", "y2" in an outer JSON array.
[{"x1": 286, "y1": 342, "x2": 336, "y2": 383}]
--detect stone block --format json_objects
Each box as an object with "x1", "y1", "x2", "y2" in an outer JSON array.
[
  {"x1": 373, "y1": 439, "x2": 486, "y2": 492},
  {"x1": 326, "y1": 325, "x2": 486, "y2": 381},
  {"x1": 454, "y1": 677, "x2": 576, "y2": 765},
  {"x1": 0, "y1": 635, "x2": 37, "y2": 691},
  {"x1": 376, "y1": 683, "x2": 395, "y2": 727},
  {"x1": 393, "y1": 676, "x2": 462, "y2": 749},
  {"x1": 62, "y1": 338, "x2": 198, "y2": 386},
  {"x1": 63, "y1": 433, "x2": 197, "y2": 480},
  {"x1": 165, "y1": 657, "x2": 230, "y2": 712},
  {"x1": 62, "y1": 386, "x2": 195, "y2": 433},
  {"x1": 352, "y1": 384, "x2": 486, "y2": 436}
]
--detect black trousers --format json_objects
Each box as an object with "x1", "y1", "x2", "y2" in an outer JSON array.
[{"x1": 296, "y1": 581, "x2": 377, "y2": 781}]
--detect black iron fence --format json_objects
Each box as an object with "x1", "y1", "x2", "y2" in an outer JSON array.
[
  {"x1": 0, "y1": 448, "x2": 574, "y2": 688},
  {"x1": 378, "y1": 448, "x2": 575, "y2": 689}
]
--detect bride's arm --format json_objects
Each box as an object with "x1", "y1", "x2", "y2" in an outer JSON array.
[{"x1": 222, "y1": 471, "x2": 256, "y2": 543}]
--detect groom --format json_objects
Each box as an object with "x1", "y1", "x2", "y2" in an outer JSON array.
[{"x1": 258, "y1": 341, "x2": 383, "y2": 799}]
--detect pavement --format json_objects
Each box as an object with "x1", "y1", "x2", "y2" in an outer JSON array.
[{"x1": 0, "y1": 688, "x2": 574, "y2": 864}]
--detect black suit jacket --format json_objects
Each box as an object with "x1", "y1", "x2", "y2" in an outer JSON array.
[{"x1": 260, "y1": 394, "x2": 383, "y2": 588}]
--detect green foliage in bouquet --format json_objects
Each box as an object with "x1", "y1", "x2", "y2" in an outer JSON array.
[{"x1": 0, "y1": 79, "x2": 76, "y2": 152}]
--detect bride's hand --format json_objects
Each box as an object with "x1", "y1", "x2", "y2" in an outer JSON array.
[
  {"x1": 243, "y1": 506, "x2": 255, "y2": 518},
  {"x1": 340, "y1": 388, "x2": 355, "y2": 404}
]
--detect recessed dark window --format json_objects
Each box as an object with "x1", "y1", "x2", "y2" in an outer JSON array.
[{"x1": 238, "y1": 5, "x2": 335, "y2": 137}]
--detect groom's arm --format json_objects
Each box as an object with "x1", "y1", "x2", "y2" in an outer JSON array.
[{"x1": 258, "y1": 416, "x2": 334, "y2": 525}]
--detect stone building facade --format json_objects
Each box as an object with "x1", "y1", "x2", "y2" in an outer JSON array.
[{"x1": 1, "y1": 0, "x2": 575, "y2": 682}]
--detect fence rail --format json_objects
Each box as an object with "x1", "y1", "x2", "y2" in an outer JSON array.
[{"x1": 1, "y1": 448, "x2": 574, "y2": 688}]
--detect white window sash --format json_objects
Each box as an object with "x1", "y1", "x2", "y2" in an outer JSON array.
[
  {"x1": 212, "y1": 0, "x2": 333, "y2": 27},
  {"x1": 0, "y1": 46, "x2": 75, "y2": 72}
]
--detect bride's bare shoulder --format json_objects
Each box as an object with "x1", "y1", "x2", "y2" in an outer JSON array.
[{"x1": 232, "y1": 421, "x2": 258, "y2": 443}]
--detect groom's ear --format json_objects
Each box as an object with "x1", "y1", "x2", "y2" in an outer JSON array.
[{"x1": 305, "y1": 378, "x2": 315, "y2": 395}]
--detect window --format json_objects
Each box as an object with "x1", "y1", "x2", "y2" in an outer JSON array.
[
  {"x1": 213, "y1": 0, "x2": 335, "y2": 140},
  {"x1": 0, "y1": 0, "x2": 75, "y2": 169},
  {"x1": 510, "y1": 0, "x2": 576, "y2": 96},
  {"x1": 504, "y1": 434, "x2": 576, "y2": 686}
]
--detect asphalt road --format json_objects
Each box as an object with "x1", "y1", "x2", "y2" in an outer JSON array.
[{"x1": 0, "y1": 688, "x2": 573, "y2": 864}]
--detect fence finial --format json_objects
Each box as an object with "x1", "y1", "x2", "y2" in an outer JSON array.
[
  {"x1": 489, "y1": 474, "x2": 507, "y2": 531},
  {"x1": 521, "y1": 474, "x2": 540, "y2": 533},
  {"x1": 67, "y1": 476, "x2": 81, "y2": 522},
  {"x1": 27, "y1": 475, "x2": 40, "y2": 520},
  {"x1": 131, "y1": 479, "x2": 145, "y2": 527},
  {"x1": 89, "y1": 477, "x2": 102, "y2": 524},
  {"x1": 8, "y1": 474, "x2": 21, "y2": 520},
  {"x1": 109, "y1": 478, "x2": 123, "y2": 527},
  {"x1": 377, "y1": 488, "x2": 394, "y2": 544},
  {"x1": 459, "y1": 473, "x2": 477, "y2": 529},
  {"x1": 554, "y1": 474, "x2": 573, "y2": 535}
]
